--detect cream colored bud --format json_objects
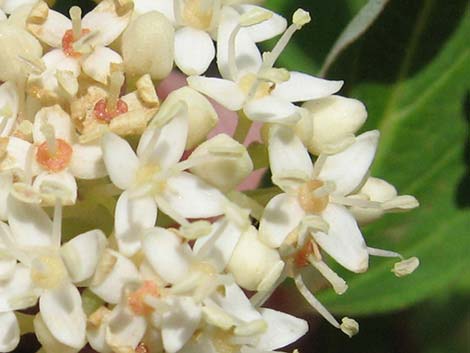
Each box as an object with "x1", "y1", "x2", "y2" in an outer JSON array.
[
  {"x1": 0, "y1": 22, "x2": 42, "y2": 82},
  {"x1": 163, "y1": 86, "x2": 218, "y2": 149},
  {"x1": 300, "y1": 95, "x2": 367, "y2": 155},
  {"x1": 122, "y1": 11, "x2": 174, "y2": 81},
  {"x1": 227, "y1": 226, "x2": 283, "y2": 291},
  {"x1": 190, "y1": 134, "x2": 253, "y2": 192},
  {"x1": 392, "y1": 257, "x2": 419, "y2": 277}
]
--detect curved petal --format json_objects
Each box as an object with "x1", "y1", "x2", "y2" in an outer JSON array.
[
  {"x1": 137, "y1": 109, "x2": 188, "y2": 169},
  {"x1": 32, "y1": 105, "x2": 74, "y2": 144},
  {"x1": 161, "y1": 172, "x2": 225, "y2": 219},
  {"x1": 60, "y1": 229, "x2": 108, "y2": 283},
  {"x1": 82, "y1": 0, "x2": 132, "y2": 46},
  {"x1": 318, "y1": 130, "x2": 380, "y2": 196},
  {"x1": 187, "y1": 76, "x2": 245, "y2": 111},
  {"x1": 243, "y1": 95, "x2": 300, "y2": 123},
  {"x1": 90, "y1": 250, "x2": 141, "y2": 304},
  {"x1": 101, "y1": 132, "x2": 139, "y2": 190},
  {"x1": 175, "y1": 27, "x2": 215, "y2": 76},
  {"x1": 32, "y1": 171, "x2": 77, "y2": 205},
  {"x1": 2, "y1": 137, "x2": 32, "y2": 172},
  {"x1": 114, "y1": 191, "x2": 157, "y2": 257},
  {"x1": 82, "y1": 46, "x2": 123, "y2": 84},
  {"x1": 0, "y1": 173, "x2": 13, "y2": 221},
  {"x1": 142, "y1": 228, "x2": 191, "y2": 284},
  {"x1": 0, "y1": 81, "x2": 19, "y2": 137},
  {"x1": 0, "y1": 312, "x2": 19, "y2": 353},
  {"x1": 105, "y1": 305, "x2": 147, "y2": 351},
  {"x1": 259, "y1": 193, "x2": 305, "y2": 248},
  {"x1": 69, "y1": 142, "x2": 107, "y2": 179},
  {"x1": 27, "y1": 8, "x2": 71, "y2": 48},
  {"x1": 162, "y1": 296, "x2": 201, "y2": 353},
  {"x1": 216, "y1": 6, "x2": 262, "y2": 81},
  {"x1": 268, "y1": 124, "x2": 314, "y2": 188},
  {"x1": 39, "y1": 283, "x2": 86, "y2": 349},
  {"x1": 312, "y1": 204, "x2": 368, "y2": 273},
  {"x1": 0, "y1": 264, "x2": 37, "y2": 312},
  {"x1": 256, "y1": 308, "x2": 308, "y2": 351},
  {"x1": 233, "y1": 5, "x2": 287, "y2": 42},
  {"x1": 272, "y1": 71, "x2": 343, "y2": 103},
  {"x1": 7, "y1": 196, "x2": 53, "y2": 248}
]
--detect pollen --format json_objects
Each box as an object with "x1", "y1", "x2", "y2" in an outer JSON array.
[
  {"x1": 297, "y1": 179, "x2": 329, "y2": 213},
  {"x1": 36, "y1": 138, "x2": 73, "y2": 172},
  {"x1": 127, "y1": 280, "x2": 160, "y2": 316}
]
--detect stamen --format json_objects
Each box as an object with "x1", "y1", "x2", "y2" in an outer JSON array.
[
  {"x1": 40, "y1": 121, "x2": 57, "y2": 155},
  {"x1": 294, "y1": 274, "x2": 341, "y2": 329},
  {"x1": 107, "y1": 71, "x2": 125, "y2": 112},
  {"x1": 69, "y1": 6, "x2": 82, "y2": 39},
  {"x1": 228, "y1": 23, "x2": 241, "y2": 80},
  {"x1": 331, "y1": 195, "x2": 382, "y2": 209},
  {"x1": 154, "y1": 196, "x2": 189, "y2": 227},
  {"x1": 256, "y1": 260, "x2": 284, "y2": 292},
  {"x1": 392, "y1": 257, "x2": 419, "y2": 277},
  {"x1": 250, "y1": 271, "x2": 287, "y2": 308},
  {"x1": 312, "y1": 181, "x2": 335, "y2": 198},
  {"x1": 340, "y1": 317, "x2": 359, "y2": 338},
  {"x1": 308, "y1": 256, "x2": 348, "y2": 295},
  {"x1": 52, "y1": 197, "x2": 63, "y2": 248},
  {"x1": 239, "y1": 8, "x2": 273, "y2": 27},
  {"x1": 257, "y1": 67, "x2": 290, "y2": 84},
  {"x1": 367, "y1": 246, "x2": 404, "y2": 260},
  {"x1": 202, "y1": 302, "x2": 236, "y2": 330},
  {"x1": 234, "y1": 319, "x2": 267, "y2": 336},
  {"x1": 312, "y1": 154, "x2": 327, "y2": 178},
  {"x1": 180, "y1": 220, "x2": 212, "y2": 240}
]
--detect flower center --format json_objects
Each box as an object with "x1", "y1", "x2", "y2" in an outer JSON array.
[
  {"x1": 238, "y1": 73, "x2": 274, "y2": 99},
  {"x1": 62, "y1": 28, "x2": 91, "y2": 57},
  {"x1": 36, "y1": 138, "x2": 73, "y2": 172},
  {"x1": 30, "y1": 255, "x2": 67, "y2": 289},
  {"x1": 294, "y1": 241, "x2": 314, "y2": 268},
  {"x1": 181, "y1": 0, "x2": 215, "y2": 30},
  {"x1": 93, "y1": 98, "x2": 128, "y2": 123},
  {"x1": 128, "y1": 281, "x2": 160, "y2": 316},
  {"x1": 297, "y1": 180, "x2": 329, "y2": 213}
]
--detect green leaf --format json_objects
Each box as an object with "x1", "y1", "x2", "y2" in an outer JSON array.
[{"x1": 267, "y1": 0, "x2": 470, "y2": 314}]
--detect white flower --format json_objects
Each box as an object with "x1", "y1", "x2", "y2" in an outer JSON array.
[{"x1": 188, "y1": 8, "x2": 342, "y2": 123}]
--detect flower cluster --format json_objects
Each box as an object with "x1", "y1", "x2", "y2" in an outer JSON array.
[{"x1": 0, "y1": 1, "x2": 420, "y2": 353}]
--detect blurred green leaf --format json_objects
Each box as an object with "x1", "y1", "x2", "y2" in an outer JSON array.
[{"x1": 267, "y1": 0, "x2": 470, "y2": 314}]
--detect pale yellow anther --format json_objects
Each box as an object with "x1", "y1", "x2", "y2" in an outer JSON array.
[
  {"x1": 136, "y1": 74, "x2": 160, "y2": 106},
  {"x1": 239, "y1": 8, "x2": 273, "y2": 27},
  {"x1": 340, "y1": 317, "x2": 359, "y2": 337},
  {"x1": 69, "y1": 6, "x2": 82, "y2": 39},
  {"x1": 392, "y1": 257, "x2": 420, "y2": 277},
  {"x1": 293, "y1": 8, "x2": 311, "y2": 29},
  {"x1": 258, "y1": 67, "x2": 291, "y2": 84},
  {"x1": 30, "y1": 255, "x2": 67, "y2": 289}
]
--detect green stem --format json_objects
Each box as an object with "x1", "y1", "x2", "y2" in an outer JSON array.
[{"x1": 233, "y1": 111, "x2": 253, "y2": 144}]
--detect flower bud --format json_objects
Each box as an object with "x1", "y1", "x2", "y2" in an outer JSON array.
[
  {"x1": 0, "y1": 21, "x2": 42, "y2": 82},
  {"x1": 164, "y1": 86, "x2": 218, "y2": 149},
  {"x1": 298, "y1": 95, "x2": 367, "y2": 155},
  {"x1": 121, "y1": 11, "x2": 174, "y2": 81},
  {"x1": 227, "y1": 226, "x2": 284, "y2": 291},
  {"x1": 190, "y1": 134, "x2": 253, "y2": 192}
]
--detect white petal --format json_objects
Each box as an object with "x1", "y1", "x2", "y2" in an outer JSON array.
[
  {"x1": 0, "y1": 312, "x2": 19, "y2": 352},
  {"x1": 318, "y1": 130, "x2": 380, "y2": 196},
  {"x1": 33, "y1": 105, "x2": 74, "y2": 144},
  {"x1": 217, "y1": 6, "x2": 262, "y2": 81},
  {"x1": 210, "y1": 282, "x2": 261, "y2": 322},
  {"x1": 101, "y1": 132, "x2": 139, "y2": 190},
  {"x1": 259, "y1": 193, "x2": 305, "y2": 248},
  {"x1": 257, "y1": 308, "x2": 308, "y2": 350},
  {"x1": 82, "y1": 0, "x2": 132, "y2": 46},
  {"x1": 187, "y1": 76, "x2": 245, "y2": 111},
  {"x1": 32, "y1": 171, "x2": 77, "y2": 205},
  {"x1": 0, "y1": 253, "x2": 16, "y2": 282},
  {"x1": 312, "y1": 204, "x2": 368, "y2": 273},
  {"x1": 39, "y1": 283, "x2": 86, "y2": 349},
  {"x1": 28, "y1": 9, "x2": 70, "y2": 48},
  {"x1": 0, "y1": 81, "x2": 19, "y2": 137},
  {"x1": 90, "y1": 250, "x2": 141, "y2": 304},
  {"x1": 82, "y1": 46, "x2": 123, "y2": 84},
  {"x1": 193, "y1": 219, "x2": 242, "y2": 271},
  {"x1": 86, "y1": 308, "x2": 112, "y2": 353},
  {"x1": 33, "y1": 314, "x2": 79, "y2": 353},
  {"x1": 137, "y1": 109, "x2": 188, "y2": 169},
  {"x1": 106, "y1": 305, "x2": 147, "y2": 350},
  {"x1": 175, "y1": 27, "x2": 215, "y2": 76},
  {"x1": 2, "y1": 0, "x2": 36, "y2": 14},
  {"x1": 142, "y1": 228, "x2": 191, "y2": 284},
  {"x1": 268, "y1": 124, "x2": 314, "y2": 187},
  {"x1": 233, "y1": 5, "x2": 287, "y2": 42},
  {"x1": 162, "y1": 172, "x2": 225, "y2": 219},
  {"x1": 2, "y1": 137, "x2": 32, "y2": 172},
  {"x1": 60, "y1": 229, "x2": 107, "y2": 283},
  {"x1": 272, "y1": 71, "x2": 343, "y2": 102},
  {"x1": 114, "y1": 191, "x2": 157, "y2": 257},
  {"x1": 69, "y1": 142, "x2": 107, "y2": 179},
  {"x1": 0, "y1": 173, "x2": 13, "y2": 221},
  {"x1": 162, "y1": 296, "x2": 201, "y2": 353},
  {"x1": 244, "y1": 95, "x2": 300, "y2": 123},
  {"x1": 0, "y1": 264, "x2": 37, "y2": 311},
  {"x1": 7, "y1": 196, "x2": 53, "y2": 248}
]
